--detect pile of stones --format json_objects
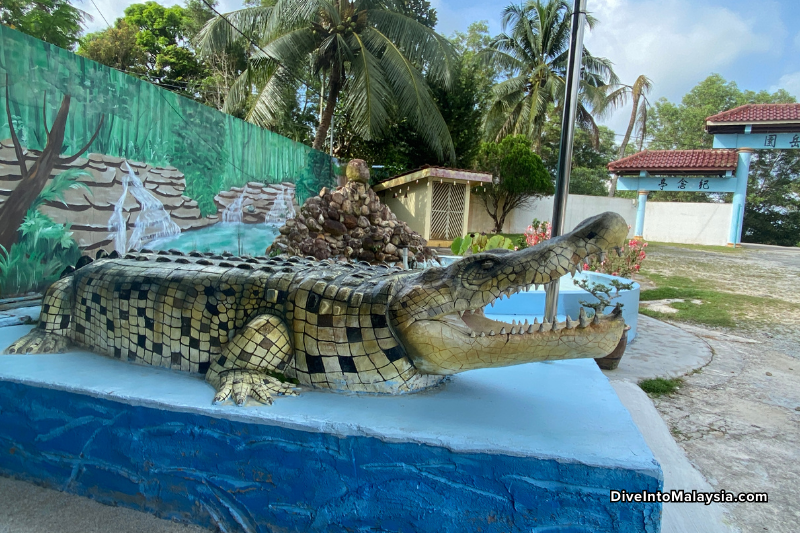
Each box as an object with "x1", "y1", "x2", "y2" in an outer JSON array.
[{"x1": 267, "y1": 160, "x2": 436, "y2": 266}]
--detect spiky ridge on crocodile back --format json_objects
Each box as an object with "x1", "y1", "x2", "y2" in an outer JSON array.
[{"x1": 38, "y1": 250, "x2": 444, "y2": 394}]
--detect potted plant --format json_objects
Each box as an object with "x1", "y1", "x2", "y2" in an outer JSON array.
[{"x1": 574, "y1": 278, "x2": 634, "y2": 370}]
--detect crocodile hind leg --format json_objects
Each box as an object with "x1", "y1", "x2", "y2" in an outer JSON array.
[
  {"x1": 205, "y1": 313, "x2": 297, "y2": 406},
  {"x1": 5, "y1": 276, "x2": 73, "y2": 354}
]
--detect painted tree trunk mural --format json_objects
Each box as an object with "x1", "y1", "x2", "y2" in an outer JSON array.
[{"x1": 0, "y1": 75, "x2": 104, "y2": 251}]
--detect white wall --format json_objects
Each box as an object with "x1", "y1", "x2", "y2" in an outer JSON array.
[
  {"x1": 643, "y1": 202, "x2": 732, "y2": 246},
  {"x1": 468, "y1": 194, "x2": 732, "y2": 246},
  {"x1": 469, "y1": 194, "x2": 637, "y2": 236}
]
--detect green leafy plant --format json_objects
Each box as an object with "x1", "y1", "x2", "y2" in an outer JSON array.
[
  {"x1": 575, "y1": 278, "x2": 633, "y2": 316},
  {"x1": 451, "y1": 233, "x2": 515, "y2": 255},
  {"x1": 0, "y1": 210, "x2": 81, "y2": 296},
  {"x1": 0, "y1": 169, "x2": 88, "y2": 296}
]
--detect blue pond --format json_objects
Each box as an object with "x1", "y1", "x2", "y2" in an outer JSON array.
[{"x1": 149, "y1": 223, "x2": 280, "y2": 256}]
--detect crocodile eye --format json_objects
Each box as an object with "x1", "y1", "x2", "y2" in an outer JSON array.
[{"x1": 481, "y1": 260, "x2": 496, "y2": 270}]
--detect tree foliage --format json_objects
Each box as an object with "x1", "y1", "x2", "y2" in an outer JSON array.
[
  {"x1": 197, "y1": 0, "x2": 458, "y2": 160},
  {"x1": 473, "y1": 134, "x2": 553, "y2": 232},
  {"x1": 743, "y1": 150, "x2": 800, "y2": 246},
  {"x1": 0, "y1": 0, "x2": 88, "y2": 49},
  {"x1": 79, "y1": 1, "x2": 210, "y2": 98},
  {"x1": 536, "y1": 106, "x2": 616, "y2": 196},
  {"x1": 479, "y1": 0, "x2": 617, "y2": 148},
  {"x1": 647, "y1": 74, "x2": 795, "y2": 150}
]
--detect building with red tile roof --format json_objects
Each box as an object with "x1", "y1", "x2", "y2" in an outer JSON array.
[
  {"x1": 607, "y1": 149, "x2": 738, "y2": 175},
  {"x1": 705, "y1": 103, "x2": 800, "y2": 134}
]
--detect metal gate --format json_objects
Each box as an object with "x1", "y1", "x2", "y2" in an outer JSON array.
[{"x1": 430, "y1": 182, "x2": 466, "y2": 240}]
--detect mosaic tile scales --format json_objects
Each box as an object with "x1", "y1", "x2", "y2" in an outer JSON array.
[{"x1": 6, "y1": 213, "x2": 630, "y2": 406}]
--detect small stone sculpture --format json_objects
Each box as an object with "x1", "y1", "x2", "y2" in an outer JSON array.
[
  {"x1": 5, "y1": 212, "x2": 629, "y2": 406},
  {"x1": 267, "y1": 159, "x2": 435, "y2": 265}
]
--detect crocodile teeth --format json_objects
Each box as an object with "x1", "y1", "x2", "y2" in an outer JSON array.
[
  {"x1": 480, "y1": 332, "x2": 486, "y2": 337},
  {"x1": 614, "y1": 246, "x2": 622, "y2": 256},
  {"x1": 566, "y1": 316, "x2": 575, "y2": 329},
  {"x1": 527, "y1": 324, "x2": 535, "y2": 334},
  {"x1": 459, "y1": 310, "x2": 465, "y2": 317},
  {"x1": 552, "y1": 318, "x2": 560, "y2": 331},
  {"x1": 490, "y1": 301, "x2": 495, "y2": 307},
  {"x1": 579, "y1": 308, "x2": 589, "y2": 328},
  {"x1": 489, "y1": 330, "x2": 496, "y2": 336},
  {"x1": 510, "y1": 327, "x2": 517, "y2": 335},
  {"x1": 511, "y1": 319, "x2": 516, "y2": 325},
  {"x1": 523, "y1": 319, "x2": 529, "y2": 327},
  {"x1": 499, "y1": 327, "x2": 507, "y2": 335},
  {"x1": 593, "y1": 313, "x2": 601, "y2": 324},
  {"x1": 470, "y1": 332, "x2": 476, "y2": 338},
  {"x1": 533, "y1": 317, "x2": 539, "y2": 324},
  {"x1": 535, "y1": 284, "x2": 541, "y2": 290},
  {"x1": 538, "y1": 322, "x2": 548, "y2": 332}
]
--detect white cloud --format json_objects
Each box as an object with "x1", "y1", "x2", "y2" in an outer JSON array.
[
  {"x1": 770, "y1": 72, "x2": 800, "y2": 99},
  {"x1": 586, "y1": 0, "x2": 783, "y2": 134}
]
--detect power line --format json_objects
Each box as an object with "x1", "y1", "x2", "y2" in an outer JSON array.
[{"x1": 88, "y1": 0, "x2": 111, "y2": 28}]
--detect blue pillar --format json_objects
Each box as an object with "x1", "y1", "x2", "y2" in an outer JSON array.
[
  {"x1": 728, "y1": 149, "x2": 753, "y2": 246},
  {"x1": 634, "y1": 190, "x2": 648, "y2": 239}
]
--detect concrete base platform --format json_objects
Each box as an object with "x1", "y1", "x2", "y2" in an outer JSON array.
[{"x1": 0, "y1": 325, "x2": 662, "y2": 533}]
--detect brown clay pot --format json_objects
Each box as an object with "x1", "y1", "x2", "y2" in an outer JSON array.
[{"x1": 595, "y1": 325, "x2": 631, "y2": 370}]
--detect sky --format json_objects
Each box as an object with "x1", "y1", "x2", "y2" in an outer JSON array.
[{"x1": 78, "y1": 0, "x2": 800, "y2": 136}]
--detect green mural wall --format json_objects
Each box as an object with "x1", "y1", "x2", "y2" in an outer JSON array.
[{"x1": 0, "y1": 26, "x2": 335, "y2": 297}]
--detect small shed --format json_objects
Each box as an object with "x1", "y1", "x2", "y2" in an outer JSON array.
[{"x1": 374, "y1": 166, "x2": 493, "y2": 246}]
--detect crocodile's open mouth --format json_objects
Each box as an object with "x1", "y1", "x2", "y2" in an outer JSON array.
[
  {"x1": 437, "y1": 245, "x2": 624, "y2": 339},
  {"x1": 438, "y1": 300, "x2": 617, "y2": 339},
  {"x1": 391, "y1": 212, "x2": 631, "y2": 374}
]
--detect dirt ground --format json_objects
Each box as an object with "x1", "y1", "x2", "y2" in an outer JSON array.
[{"x1": 639, "y1": 244, "x2": 800, "y2": 533}]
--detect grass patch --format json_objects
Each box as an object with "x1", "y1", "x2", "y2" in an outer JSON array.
[
  {"x1": 635, "y1": 273, "x2": 794, "y2": 329},
  {"x1": 639, "y1": 377, "x2": 683, "y2": 396},
  {"x1": 645, "y1": 241, "x2": 744, "y2": 254}
]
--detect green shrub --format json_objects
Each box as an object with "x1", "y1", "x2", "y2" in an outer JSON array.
[
  {"x1": 0, "y1": 170, "x2": 86, "y2": 296},
  {"x1": 451, "y1": 233, "x2": 516, "y2": 255}
]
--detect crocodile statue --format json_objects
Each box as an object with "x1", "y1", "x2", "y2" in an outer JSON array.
[{"x1": 5, "y1": 212, "x2": 629, "y2": 406}]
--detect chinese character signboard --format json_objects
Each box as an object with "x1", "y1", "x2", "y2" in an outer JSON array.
[
  {"x1": 616, "y1": 176, "x2": 737, "y2": 193},
  {"x1": 714, "y1": 132, "x2": 800, "y2": 150}
]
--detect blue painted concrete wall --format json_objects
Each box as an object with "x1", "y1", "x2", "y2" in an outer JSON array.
[{"x1": 0, "y1": 381, "x2": 661, "y2": 533}]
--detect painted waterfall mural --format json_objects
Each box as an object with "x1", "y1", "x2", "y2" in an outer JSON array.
[{"x1": 0, "y1": 26, "x2": 335, "y2": 296}]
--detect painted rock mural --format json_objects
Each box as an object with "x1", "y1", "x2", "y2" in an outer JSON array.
[
  {"x1": 214, "y1": 182, "x2": 298, "y2": 225},
  {"x1": 0, "y1": 140, "x2": 217, "y2": 252}
]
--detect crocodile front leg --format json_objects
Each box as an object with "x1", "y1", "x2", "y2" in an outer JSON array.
[{"x1": 205, "y1": 313, "x2": 298, "y2": 406}]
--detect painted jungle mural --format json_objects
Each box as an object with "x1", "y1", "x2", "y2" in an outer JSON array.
[{"x1": 0, "y1": 26, "x2": 335, "y2": 297}]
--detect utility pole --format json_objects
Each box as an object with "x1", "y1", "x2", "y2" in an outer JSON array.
[{"x1": 544, "y1": 0, "x2": 587, "y2": 322}]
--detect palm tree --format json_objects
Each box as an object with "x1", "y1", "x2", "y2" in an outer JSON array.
[
  {"x1": 603, "y1": 74, "x2": 652, "y2": 158},
  {"x1": 479, "y1": 0, "x2": 618, "y2": 150},
  {"x1": 196, "y1": 0, "x2": 457, "y2": 161},
  {"x1": 599, "y1": 74, "x2": 652, "y2": 196}
]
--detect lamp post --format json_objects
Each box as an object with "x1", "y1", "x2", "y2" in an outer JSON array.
[{"x1": 544, "y1": 0, "x2": 587, "y2": 322}]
